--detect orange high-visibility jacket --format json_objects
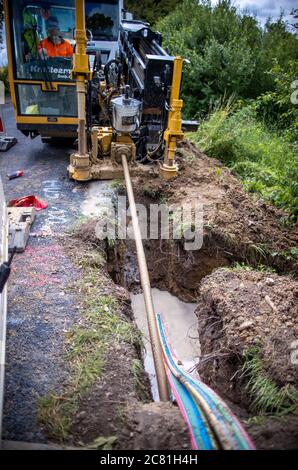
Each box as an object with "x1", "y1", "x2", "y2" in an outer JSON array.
[{"x1": 38, "y1": 37, "x2": 73, "y2": 58}]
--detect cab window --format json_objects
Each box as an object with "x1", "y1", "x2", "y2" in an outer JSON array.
[
  {"x1": 86, "y1": 0, "x2": 120, "y2": 41},
  {"x1": 17, "y1": 83, "x2": 77, "y2": 116},
  {"x1": 11, "y1": 0, "x2": 75, "y2": 82}
]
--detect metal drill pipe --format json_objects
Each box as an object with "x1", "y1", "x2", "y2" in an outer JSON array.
[
  {"x1": 77, "y1": 80, "x2": 87, "y2": 155},
  {"x1": 74, "y1": 0, "x2": 88, "y2": 158},
  {"x1": 121, "y1": 154, "x2": 170, "y2": 402}
]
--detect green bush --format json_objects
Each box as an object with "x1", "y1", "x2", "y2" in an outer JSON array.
[
  {"x1": 157, "y1": 0, "x2": 298, "y2": 118},
  {"x1": 189, "y1": 105, "x2": 298, "y2": 221},
  {"x1": 256, "y1": 61, "x2": 298, "y2": 143}
]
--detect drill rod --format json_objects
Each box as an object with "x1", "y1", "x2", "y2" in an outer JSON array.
[{"x1": 121, "y1": 154, "x2": 170, "y2": 402}]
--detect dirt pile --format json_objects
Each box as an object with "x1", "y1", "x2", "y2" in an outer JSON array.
[
  {"x1": 196, "y1": 269, "x2": 298, "y2": 393},
  {"x1": 129, "y1": 141, "x2": 298, "y2": 301},
  {"x1": 195, "y1": 268, "x2": 298, "y2": 449}
]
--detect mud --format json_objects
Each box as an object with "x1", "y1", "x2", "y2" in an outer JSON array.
[
  {"x1": 247, "y1": 414, "x2": 298, "y2": 450},
  {"x1": 117, "y1": 402, "x2": 190, "y2": 450}
]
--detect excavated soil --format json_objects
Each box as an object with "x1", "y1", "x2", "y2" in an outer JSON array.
[
  {"x1": 196, "y1": 269, "x2": 298, "y2": 394},
  {"x1": 117, "y1": 402, "x2": 190, "y2": 450},
  {"x1": 107, "y1": 140, "x2": 298, "y2": 449},
  {"x1": 247, "y1": 414, "x2": 298, "y2": 450},
  {"x1": 195, "y1": 269, "x2": 298, "y2": 449},
  {"x1": 125, "y1": 141, "x2": 298, "y2": 301}
]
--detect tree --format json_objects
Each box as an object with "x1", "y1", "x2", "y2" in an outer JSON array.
[
  {"x1": 124, "y1": 0, "x2": 180, "y2": 25},
  {"x1": 157, "y1": 0, "x2": 298, "y2": 118},
  {"x1": 290, "y1": 8, "x2": 298, "y2": 31}
]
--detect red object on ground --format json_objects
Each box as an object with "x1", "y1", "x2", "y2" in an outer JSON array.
[
  {"x1": 7, "y1": 170, "x2": 24, "y2": 180},
  {"x1": 0, "y1": 116, "x2": 4, "y2": 134},
  {"x1": 8, "y1": 195, "x2": 48, "y2": 211}
]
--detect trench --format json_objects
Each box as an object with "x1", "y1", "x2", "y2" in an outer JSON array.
[
  {"x1": 81, "y1": 179, "x2": 277, "y2": 424},
  {"x1": 81, "y1": 181, "x2": 201, "y2": 402}
]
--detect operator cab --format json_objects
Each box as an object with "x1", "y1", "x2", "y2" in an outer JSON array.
[{"x1": 5, "y1": 0, "x2": 123, "y2": 137}]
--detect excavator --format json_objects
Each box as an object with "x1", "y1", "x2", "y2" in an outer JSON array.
[{"x1": 4, "y1": 0, "x2": 195, "y2": 181}]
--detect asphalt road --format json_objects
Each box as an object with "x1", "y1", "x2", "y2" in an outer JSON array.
[
  {"x1": 0, "y1": 100, "x2": 83, "y2": 230},
  {"x1": 0, "y1": 101, "x2": 87, "y2": 442}
]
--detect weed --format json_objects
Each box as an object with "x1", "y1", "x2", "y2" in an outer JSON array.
[
  {"x1": 131, "y1": 358, "x2": 150, "y2": 401},
  {"x1": 189, "y1": 105, "x2": 298, "y2": 221},
  {"x1": 143, "y1": 187, "x2": 160, "y2": 199},
  {"x1": 115, "y1": 406, "x2": 126, "y2": 423},
  {"x1": 177, "y1": 147, "x2": 196, "y2": 163},
  {"x1": 244, "y1": 415, "x2": 266, "y2": 427},
  {"x1": 241, "y1": 348, "x2": 298, "y2": 415},
  {"x1": 111, "y1": 179, "x2": 126, "y2": 194},
  {"x1": 159, "y1": 194, "x2": 167, "y2": 205},
  {"x1": 0, "y1": 66, "x2": 9, "y2": 94},
  {"x1": 249, "y1": 243, "x2": 269, "y2": 260},
  {"x1": 271, "y1": 247, "x2": 298, "y2": 262},
  {"x1": 66, "y1": 215, "x2": 90, "y2": 235},
  {"x1": 222, "y1": 263, "x2": 276, "y2": 273},
  {"x1": 38, "y1": 394, "x2": 76, "y2": 441},
  {"x1": 107, "y1": 237, "x2": 116, "y2": 249},
  {"x1": 289, "y1": 247, "x2": 298, "y2": 259},
  {"x1": 75, "y1": 250, "x2": 105, "y2": 270},
  {"x1": 83, "y1": 435, "x2": 117, "y2": 450}
]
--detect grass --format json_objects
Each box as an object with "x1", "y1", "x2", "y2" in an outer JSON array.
[
  {"x1": 222, "y1": 262, "x2": 276, "y2": 274},
  {"x1": 143, "y1": 186, "x2": 167, "y2": 205},
  {"x1": 189, "y1": 105, "x2": 298, "y2": 221},
  {"x1": 38, "y1": 254, "x2": 143, "y2": 441},
  {"x1": 111, "y1": 179, "x2": 126, "y2": 194},
  {"x1": 176, "y1": 146, "x2": 197, "y2": 163},
  {"x1": 241, "y1": 347, "x2": 298, "y2": 415},
  {"x1": 83, "y1": 435, "x2": 118, "y2": 450},
  {"x1": 67, "y1": 215, "x2": 90, "y2": 234},
  {"x1": 131, "y1": 358, "x2": 150, "y2": 400}
]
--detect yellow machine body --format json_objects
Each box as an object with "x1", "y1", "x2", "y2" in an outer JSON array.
[
  {"x1": 4, "y1": 0, "x2": 79, "y2": 140},
  {"x1": 5, "y1": 0, "x2": 185, "y2": 181}
]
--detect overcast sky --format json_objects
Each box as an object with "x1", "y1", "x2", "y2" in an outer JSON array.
[{"x1": 212, "y1": 0, "x2": 297, "y2": 25}]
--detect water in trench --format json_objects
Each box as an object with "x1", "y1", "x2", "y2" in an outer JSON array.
[{"x1": 131, "y1": 288, "x2": 200, "y2": 401}]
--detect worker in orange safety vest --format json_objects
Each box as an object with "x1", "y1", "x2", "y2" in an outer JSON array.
[{"x1": 38, "y1": 16, "x2": 73, "y2": 58}]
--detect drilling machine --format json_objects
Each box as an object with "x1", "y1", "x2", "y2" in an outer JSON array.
[{"x1": 69, "y1": 0, "x2": 190, "y2": 182}]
